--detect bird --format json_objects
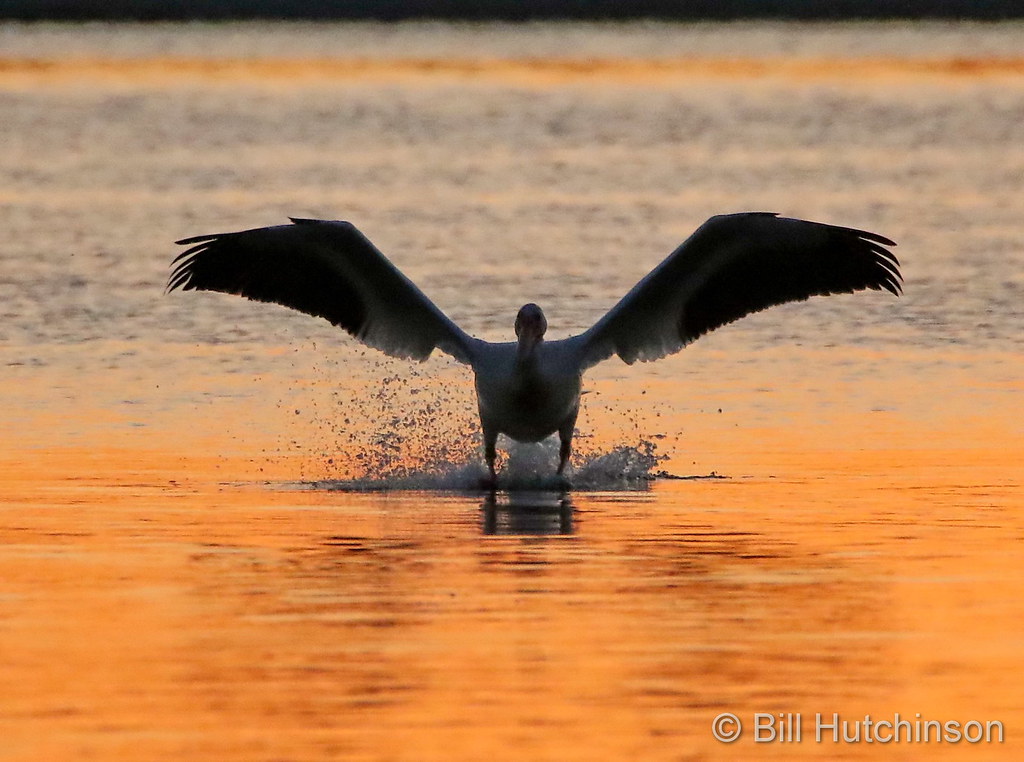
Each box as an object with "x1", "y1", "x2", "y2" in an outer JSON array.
[{"x1": 168, "y1": 212, "x2": 900, "y2": 486}]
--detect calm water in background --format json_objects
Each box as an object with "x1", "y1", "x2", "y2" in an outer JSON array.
[{"x1": 1, "y1": 21, "x2": 1022, "y2": 761}]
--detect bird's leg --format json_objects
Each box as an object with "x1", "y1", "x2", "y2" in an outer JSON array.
[
  {"x1": 557, "y1": 438, "x2": 571, "y2": 476},
  {"x1": 482, "y1": 427, "x2": 498, "y2": 490},
  {"x1": 556, "y1": 408, "x2": 578, "y2": 476}
]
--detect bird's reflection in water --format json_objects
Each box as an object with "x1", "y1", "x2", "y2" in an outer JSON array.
[{"x1": 481, "y1": 492, "x2": 574, "y2": 536}]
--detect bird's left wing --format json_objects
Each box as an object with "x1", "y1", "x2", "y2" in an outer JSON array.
[
  {"x1": 168, "y1": 218, "x2": 477, "y2": 364},
  {"x1": 572, "y1": 212, "x2": 901, "y2": 369}
]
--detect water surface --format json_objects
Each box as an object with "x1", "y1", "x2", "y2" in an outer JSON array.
[{"x1": 1, "y1": 20, "x2": 1021, "y2": 761}]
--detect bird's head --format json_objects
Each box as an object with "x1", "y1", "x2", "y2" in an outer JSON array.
[{"x1": 515, "y1": 303, "x2": 547, "y2": 362}]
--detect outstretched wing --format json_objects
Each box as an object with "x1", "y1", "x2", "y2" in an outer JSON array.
[
  {"x1": 168, "y1": 218, "x2": 477, "y2": 364},
  {"x1": 574, "y1": 212, "x2": 901, "y2": 368}
]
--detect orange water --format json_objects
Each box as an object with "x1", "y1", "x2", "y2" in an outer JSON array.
[{"x1": 1, "y1": 20, "x2": 1021, "y2": 761}]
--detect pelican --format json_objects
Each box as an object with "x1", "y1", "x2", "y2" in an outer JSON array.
[{"x1": 168, "y1": 213, "x2": 900, "y2": 485}]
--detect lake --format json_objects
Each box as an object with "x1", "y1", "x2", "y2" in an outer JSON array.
[{"x1": 1, "y1": 20, "x2": 1021, "y2": 761}]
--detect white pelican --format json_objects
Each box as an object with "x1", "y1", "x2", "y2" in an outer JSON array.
[{"x1": 168, "y1": 213, "x2": 900, "y2": 485}]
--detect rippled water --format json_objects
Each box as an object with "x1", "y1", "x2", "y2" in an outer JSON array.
[{"x1": 1, "y1": 20, "x2": 1022, "y2": 761}]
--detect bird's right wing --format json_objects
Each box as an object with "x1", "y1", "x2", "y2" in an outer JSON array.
[
  {"x1": 168, "y1": 218, "x2": 477, "y2": 364},
  {"x1": 572, "y1": 212, "x2": 901, "y2": 369}
]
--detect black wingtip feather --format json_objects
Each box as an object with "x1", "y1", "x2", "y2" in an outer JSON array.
[
  {"x1": 174, "y1": 232, "x2": 222, "y2": 246},
  {"x1": 677, "y1": 216, "x2": 902, "y2": 343},
  {"x1": 166, "y1": 225, "x2": 370, "y2": 336},
  {"x1": 854, "y1": 229, "x2": 898, "y2": 248}
]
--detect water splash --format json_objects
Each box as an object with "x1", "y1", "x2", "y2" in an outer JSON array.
[
  {"x1": 572, "y1": 439, "x2": 666, "y2": 490},
  {"x1": 300, "y1": 437, "x2": 680, "y2": 493},
  {"x1": 290, "y1": 353, "x2": 480, "y2": 481},
  {"x1": 289, "y1": 353, "x2": 722, "y2": 492}
]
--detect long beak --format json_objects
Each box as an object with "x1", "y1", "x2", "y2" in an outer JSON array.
[{"x1": 517, "y1": 330, "x2": 540, "y2": 363}]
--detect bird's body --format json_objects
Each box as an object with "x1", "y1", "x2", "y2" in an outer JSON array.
[
  {"x1": 473, "y1": 339, "x2": 581, "y2": 444},
  {"x1": 168, "y1": 213, "x2": 901, "y2": 486}
]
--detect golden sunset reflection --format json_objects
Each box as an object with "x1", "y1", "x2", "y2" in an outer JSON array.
[{"x1": 2, "y1": 19, "x2": 1022, "y2": 761}]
